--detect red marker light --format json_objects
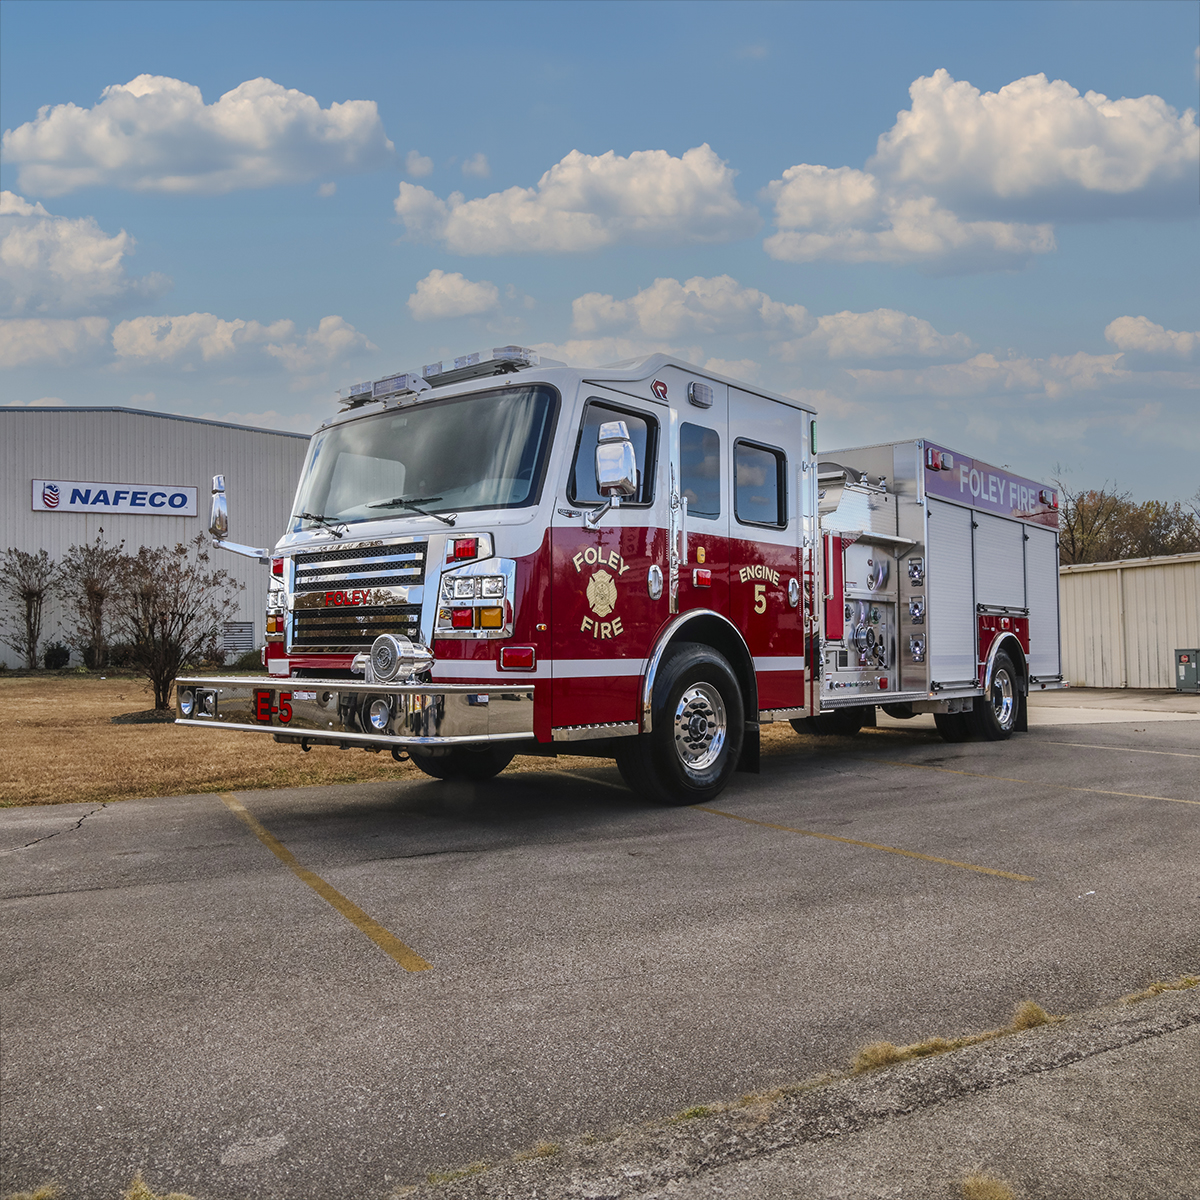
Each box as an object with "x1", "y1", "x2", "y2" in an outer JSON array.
[
  {"x1": 451, "y1": 608, "x2": 474, "y2": 629},
  {"x1": 271, "y1": 557, "x2": 283, "y2": 576},
  {"x1": 500, "y1": 646, "x2": 536, "y2": 671},
  {"x1": 878, "y1": 677, "x2": 889, "y2": 690},
  {"x1": 692, "y1": 568, "x2": 712, "y2": 587},
  {"x1": 452, "y1": 538, "x2": 478, "y2": 560}
]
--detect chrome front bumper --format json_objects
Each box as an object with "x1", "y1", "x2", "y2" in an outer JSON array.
[{"x1": 174, "y1": 675, "x2": 534, "y2": 747}]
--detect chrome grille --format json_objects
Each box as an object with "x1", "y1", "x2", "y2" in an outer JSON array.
[{"x1": 291, "y1": 539, "x2": 428, "y2": 650}]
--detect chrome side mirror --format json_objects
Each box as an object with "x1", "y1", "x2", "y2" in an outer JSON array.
[
  {"x1": 586, "y1": 422, "x2": 638, "y2": 528},
  {"x1": 209, "y1": 474, "x2": 229, "y2": 538}
]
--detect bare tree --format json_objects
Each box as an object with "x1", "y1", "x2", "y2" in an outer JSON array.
[
  {"x1": 1056, "y1": 478, "x2": 1200, "y2": 565},
  {"x1": 58, "y1": 528, "x2": 126, "y2": 668},
  {"x1": 112, "y1": 535, "x2": 244, "y2": 710},
  {"x1": 0, "y1": 548, "x2": 59, "y2": 668}
]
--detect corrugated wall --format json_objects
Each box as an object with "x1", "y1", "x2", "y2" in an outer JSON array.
[
  {"x1": 0, "y1": 408, "x2": 311, "y2": 668},
  {"x1": 1060, "y1": 553, "x2": 1200, "y2": 688}
]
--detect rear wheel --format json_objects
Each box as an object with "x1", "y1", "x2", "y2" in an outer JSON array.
[
  {"x1": 971, "y1": 652, "x2": 1019, "y2": 741},
  {"x1": 616, "y1": 642, "x2": 744, "y2": 806},
  {"x1": 408, "y1": 745, "x2": 515, "y2": 781},
  {"x1": 791, "y1": 707, "x2": 867, "y2": 737}
]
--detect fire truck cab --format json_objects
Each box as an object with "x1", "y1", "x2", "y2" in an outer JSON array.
[{"x1": 176, "y1": 347, "x2": 1063, "y2": 804}]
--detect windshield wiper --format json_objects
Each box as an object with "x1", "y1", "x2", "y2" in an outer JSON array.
[
  {"x1": 293, "y1": 511, "x2": 347, "y2": 538},
  {"x1": 367, "y1": 495, "x2": 457, "y2": 526}
]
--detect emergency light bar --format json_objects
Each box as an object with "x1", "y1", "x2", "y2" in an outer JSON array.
[{"x1": 338, "y1": 346, "x2": 543, "y2": 410}]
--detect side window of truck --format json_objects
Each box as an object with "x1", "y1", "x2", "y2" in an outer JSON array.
[
  {"x1": 734, "y1": 440, "x2": 787, "y2": 528},
  {"x1": 569, "y1": 401, "x2": 657, "y2": 506},
  {"x1": 681, "y1": 422, "x2": 721, "y2": 519}
]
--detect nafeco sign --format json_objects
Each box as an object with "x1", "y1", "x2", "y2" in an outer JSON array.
[{"x1": 31, "y1": 479, "x2": 198, "y2": 516}]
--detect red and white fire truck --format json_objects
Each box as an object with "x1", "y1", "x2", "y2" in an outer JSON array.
[{"x1": 176, "y1": 347, "x2": 1064, "y2": 804}]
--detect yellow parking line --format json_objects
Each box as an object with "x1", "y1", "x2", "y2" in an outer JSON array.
[
  {"x1": 219, "y1": 792, "x2": 431, "y2": 972},
  {"x1": 857, "y1": 758, "x2": 1200, "y2": 808},
  {"x1": 1045, "y1": 740, "x2": 1200, "y2": 761},
  {"x1": 694, "y1": 805, "x2": 1035, "y2": 881}
]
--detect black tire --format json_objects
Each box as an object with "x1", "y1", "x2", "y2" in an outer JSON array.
[
  {"x1": 971, "y1": 652, "x2": 1019, "y2": 741},
  {"x1": 615, "y1": 642, "x2": 744, "y2": 806},
  {"x1": 408, "y1": 745, "x2": 515, "y2": 781},
  {"x1": 933, "y1": 711, "x2": 973, "y2": 743},
  {"x1": 791, "y1": 707, "x2": 867, "y2": 737}
]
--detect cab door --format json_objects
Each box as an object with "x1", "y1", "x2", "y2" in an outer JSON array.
[
  {"x1": 727, "y1": 388, "x2": 809, "y2": 715},
  {"x1": 549, "y1": 390, "x2": 668, "y2": 731}
]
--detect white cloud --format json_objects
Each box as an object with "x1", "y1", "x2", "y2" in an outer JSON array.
[
  {"x1": 111, "y1": 311, "x2": 373, "y2": 373},
  {"x1": 395, "y1": 144, "x2": 759, "y2": 253},
  {"x1": 0, "y1": 191, "x2": 170, "y2": 315},
  {"x1": 572, "y1": 275, "x2": 811, "y2": 338},
  {"x1": 0, "y1": 316, "x2": 109, "y2": 367},
  {"x1": 764, "y1": 172, "x2": 1056, "y2": 269},
  {"x1": 872, "y1": 69, "x2": 1199, "y2": 217},
  {"x1": 406, "y1": 269, "x2": 499, "y2": 320},
  {"x1": 779, "y1": 308, "x2": 975, "y2": 360},
  {"x1": 2, "y1": 75, "x2": 394, "y2": 196},
  {"x1": 461, "y1": 153, "x2": 490, "y2": 179},
  {"x1": 1104, "y1": 315, "x2": 1197, "y2": 358},
  {"x1": 317, "y1": 182, "x2": 336, "y2": 198},
  {"x1": 569, "y1": 275, "x2": 968, "y2": 362},
  {"x1": 405, "y1": 150, "x2": 433, "y2": 178},
  {"x1": 847, "y1": 350, "x2": 1134, "y2": 399},
  {"x1": 763, "y1": 69, "x2": 1198, "y2": 269}
]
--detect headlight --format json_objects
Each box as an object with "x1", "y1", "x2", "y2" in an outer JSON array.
[
  {"x1": 178, "y1": 688, "x2": 195, "y2": 716},
  {"x1": 453, "y1": 578, "x2": 476, "y2": 599},
  {"x1": 480, "y1": 576, "x2": 506, "y2": 598}
]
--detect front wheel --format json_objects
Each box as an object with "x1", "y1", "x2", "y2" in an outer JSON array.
[
  {"x1": 408, "y1": 745, "x2": 515, "y2": 781},
  {"x1": 971, "y1": 652, "x2": 1019, "y2": 741},
  {"x1": 616, "y1": 642, "x2": 744, "y2": 806}
]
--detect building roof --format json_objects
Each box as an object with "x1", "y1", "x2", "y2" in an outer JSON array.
[{"x1": 1, "y1": 405, "x2": 310, "y2": 440}]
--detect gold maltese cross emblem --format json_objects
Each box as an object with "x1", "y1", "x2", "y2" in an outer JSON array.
[{"x1": 586, "y1": 568, "x2": 618, "y2": 617}]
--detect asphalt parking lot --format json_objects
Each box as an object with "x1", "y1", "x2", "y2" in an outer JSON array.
[{"x1": 2, "y1": 694, "x2": 1198, "y2": 1200}]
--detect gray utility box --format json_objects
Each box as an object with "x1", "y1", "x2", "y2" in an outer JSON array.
[{"x1": 1176, "y1": 649, "x2": 1200, "y2": 694}]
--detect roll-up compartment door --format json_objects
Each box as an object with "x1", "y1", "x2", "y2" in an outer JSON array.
[
  {"x1": 926, "y1": 500, "x2": 976, "y2": 685},
  {"x1": 974, "y1": 512, "x2": 1026, "y2": 609},
  {"x1": 1025, "y1": 524, "x2": 1061, "y2": 678}
]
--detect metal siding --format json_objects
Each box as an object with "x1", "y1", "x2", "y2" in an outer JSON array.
[
  {"x1": 0, "y1": 409, "x2": 310, "y2": 667},
  {"x1": 1059, "y1": 554, "x2": 1200, "y2": 689},
  {"x1": 973, "y1": 512, "x2": 1026, "y2": 608},
  {"x1": 1025, "y1": 525, "x2": 1061, "y2": 679},
  {"x1": 926, "y1": 499, "x2": 976, "y2": 684}
]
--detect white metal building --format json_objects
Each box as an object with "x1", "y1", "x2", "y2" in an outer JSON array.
[
  {"x1": 0, "y1": 407, "x2": 310, "y2": 668},
  {"x1": 1059, "y1": 552, "x2": 1200, "y2": 689}
]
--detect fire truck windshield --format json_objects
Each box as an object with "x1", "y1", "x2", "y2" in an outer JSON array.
[{"x1": 293, "y1": 385, "x2": 557, "y2": 529}]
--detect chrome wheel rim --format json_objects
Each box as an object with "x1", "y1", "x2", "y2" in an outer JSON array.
[
  {"x1": 673, "y1": 683, "x2": 727, "y2": 771},
  {"x1": 991, "y1": 668, "x2": 1014, "y2": 728}
]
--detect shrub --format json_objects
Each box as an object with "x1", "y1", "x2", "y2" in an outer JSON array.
[
  {"x1": 234, "y1": 648, "x2": 264, "y2": 669},
  {"x1": 43, "y1": 642, "x2": 70, "y2": 669}
]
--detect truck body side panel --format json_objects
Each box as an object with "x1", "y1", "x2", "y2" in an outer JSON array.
[
  {"x1": 1025, "y1": 524, "x2": 1062, "y2": 680},
  {"x1": 973, "y1": 512, "x2": 1027, "y2": 609}
]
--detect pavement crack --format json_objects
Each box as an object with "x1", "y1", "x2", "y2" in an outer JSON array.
[{"x1": 1, "y1": 803, "x2": 108, "y2": 854}]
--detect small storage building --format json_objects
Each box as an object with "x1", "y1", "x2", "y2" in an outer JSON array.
[{"x1": 1059, "y1": 552, "x2": 1200, "y2": 689}]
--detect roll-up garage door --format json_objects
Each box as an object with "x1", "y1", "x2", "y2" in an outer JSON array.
[
  {"x1": 926, "y1": 499, "x2": 976, "y2": 686},
  {"x1": 973, "y1": 512, "x2": 1026, "y2": 609},
  {"x1": 1025, "y1": 524, "x2": 1061, "y2": 679}
]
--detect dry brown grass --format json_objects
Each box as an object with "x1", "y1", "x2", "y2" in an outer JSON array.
[
  {"x1": 0, "y1": 674, "x2": 619, "y2": 807},
  {"x1": 3, "y1": 1184, "x2": 61, "y2": 1200},
  {"x1": 1119, "y1": 974, "x2": 1200, "y2": 1004},
  {"x1": 852, "y1": 999, "x2": 1062, "y2": 1074},
  {"x1": 961, "y1": 1171, "x2": 1017, "y2": 1200}
]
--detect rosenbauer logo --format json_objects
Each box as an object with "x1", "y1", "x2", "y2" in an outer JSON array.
[{"x1": 651, "y1": 379, "x2": 668, "y2": 400}]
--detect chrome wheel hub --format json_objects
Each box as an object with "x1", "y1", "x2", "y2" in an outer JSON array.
[
  {"x1": 673, "y1": 683, "x2": 727, "y2": 771},
  {"x1": 991, "y1": 669, "x2": 1014, "y2": 728}
]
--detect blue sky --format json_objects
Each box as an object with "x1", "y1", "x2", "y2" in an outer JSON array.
[{"x1": 1, "y1": 0, "x2": 1197, "y2": 501}]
